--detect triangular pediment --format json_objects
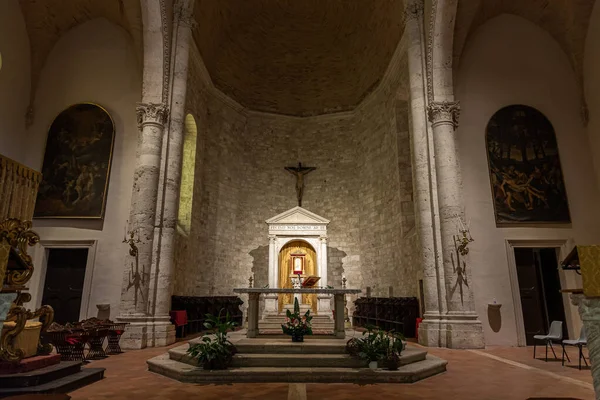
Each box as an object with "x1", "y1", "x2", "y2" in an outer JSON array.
[{"x1": 266, "y1": 206, "x2": 330, "y2": 225}]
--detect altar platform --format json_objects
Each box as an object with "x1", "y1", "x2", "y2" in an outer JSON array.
[{"x1": 147, "y1": 329, "x2": 447, "y2": 384}]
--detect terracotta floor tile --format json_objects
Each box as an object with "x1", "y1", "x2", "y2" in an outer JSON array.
[{"x1": 68, "y1": 339, "x2": 595, "y2": 400}]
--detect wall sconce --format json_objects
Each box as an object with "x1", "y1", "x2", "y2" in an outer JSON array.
[
  {"x1": 122, "y1": 222, "x2": 141, "y2": 257},
  {"x1": 454, "y1": 217, "x2": 474, "y2": 256}
]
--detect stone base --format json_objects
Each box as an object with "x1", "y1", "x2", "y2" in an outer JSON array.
[
  {"x1": 418, "y1": 313, "x2": 485, "y2": 349},
  {"x1": 117, "y1": 314, "x2": 176, "y2": 350},
  {"x1": 147, "y1": 329, "x2": 448, "y2": 384}
]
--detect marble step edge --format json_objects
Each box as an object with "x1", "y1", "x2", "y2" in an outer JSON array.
[
  {"x1": 0, "y1": 368, "x2": 105, "y2": 395},
  {"x1": 147, "y1": 353, "x2": 447, "y2": 384},
  {"x1": 0, "y1": 361, "x2": 82, "y2": 388},
  {"x1": 168, "y1": 345, "x2": 426, "y2": 366}
]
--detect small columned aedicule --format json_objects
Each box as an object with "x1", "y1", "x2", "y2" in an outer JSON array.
[{"x1": 263, "y1": 207, "x2": 331, "y2": 316}]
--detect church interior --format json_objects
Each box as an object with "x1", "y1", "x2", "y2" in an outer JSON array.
[{"x1": 1, "y1": 0, "x2": 600, "y2": 399}]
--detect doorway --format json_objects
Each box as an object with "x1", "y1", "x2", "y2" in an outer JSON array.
[
  {"x1": 514, "y1": 247, "x2": 568, "y2": 345},
  {"x1": 40, "y1": 248, "x2": 89, "y2": 324}
]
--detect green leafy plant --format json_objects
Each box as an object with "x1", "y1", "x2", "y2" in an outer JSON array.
[
  {"x1": 186, "y1": 309, "x2": 237, "y2": 370},
  {"x1": 346, "y1": 325, "x2": 405, "y2": 368},
  {"x1": 281, "y1": 298, "x2": 313, "y2": 339}
]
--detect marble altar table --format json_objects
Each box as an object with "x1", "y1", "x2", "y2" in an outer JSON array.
[{"x1": 233, "y1": 288, "x2": 361, "y2": 339}]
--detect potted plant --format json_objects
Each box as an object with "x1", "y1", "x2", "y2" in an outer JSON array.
[
  {"x1": 382, "y1": 332, "x2": 405, "y2": 371},
  {"x1": 346, "y1": 325, "x2": 405, "y2": 370},
  {"x1": 186, "y1": 309, "x2": 237, "y2": 370},
  {"x1": 281, "y1": 298, "x2": 312, "y2": 342}
]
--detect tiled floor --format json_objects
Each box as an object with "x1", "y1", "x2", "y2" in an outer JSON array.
[{"x1": 70, "y1": 340, "x2": 595, "y2": 400}]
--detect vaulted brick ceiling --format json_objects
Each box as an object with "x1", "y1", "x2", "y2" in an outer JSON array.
[
  {"x1": 19, "y1": 0, "x2": 143, "y2": 102},
  {"x1": 453, "y1": 0, "x2": 596, "y2": 87},
  {"x1": 193, "y1": 0, "x2": 405, "y2": 117}
]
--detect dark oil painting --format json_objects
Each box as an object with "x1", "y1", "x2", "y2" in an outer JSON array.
[
  {"x1": 34, "y1": 103, "x2": 115, "y2": 219},
  {"x1": 486, "y1": 105, "x2": 570, "y2": 224}
]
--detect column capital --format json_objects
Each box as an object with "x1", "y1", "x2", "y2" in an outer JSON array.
[
  {"x1": 268, "y1": 234, "x2": 277, "y2": 243},
  {"x1": 427, "y1": 101, "x2": 460, "y2": 129},
  {"x1": 319, "y1": 236, "x2": 328, "y2": 243},
  {"x1": 404, "y1": 0, "x2": 424, "y2": 22},
  {"x1": 136, "y1": 102, "x2": 169, "y2": 130}
]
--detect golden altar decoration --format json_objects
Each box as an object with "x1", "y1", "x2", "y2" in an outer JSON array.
[
  {"x1": 278, "y1": 241, "x2": 317, "y2": 313},
  {"x1": 561, "y1": 245, "x2": 600, "y2": 297},
  {"x1": 0, "y1": 219, "x2": 54, "y2": 363}
]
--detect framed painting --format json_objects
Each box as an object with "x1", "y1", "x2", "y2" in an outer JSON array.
[
  {"x1": 34, "y1": 103, "x2": 115, "y2": 219},
  {"x1": 486, "y1": 104, "x2": 570, "y2": 225}
]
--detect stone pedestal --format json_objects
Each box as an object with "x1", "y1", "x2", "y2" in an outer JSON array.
[{"x1": 117, "y1": 314, "x2": 176, "y2": 350}]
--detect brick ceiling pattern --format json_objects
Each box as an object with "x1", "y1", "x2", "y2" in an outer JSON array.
[{"x1": 193, "y1": 0, "x2": 405, "y2": 117}]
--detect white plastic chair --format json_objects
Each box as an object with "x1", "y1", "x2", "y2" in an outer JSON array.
[
  {"x1": 533, "y1": 321, "x2": 564, "y2": 362},
  {"x1": 562, "y1": 326, "x2": 588, "y2": 370}
]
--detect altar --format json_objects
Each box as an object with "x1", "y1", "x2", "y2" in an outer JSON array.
[
  {"x1": 234, "y1": 288, "x2": 361, "y2": 338},
  {"x1": 264, "y1": 206, "x2": 331, "y2": 315}
]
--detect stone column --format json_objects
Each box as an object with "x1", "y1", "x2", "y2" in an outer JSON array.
[
  {"x1": 264, "y1": 235, "x2": 278, "y2": 314},
  {"x1": 427, "y1": 101, "x2": 484, "y2": 348},
  {"x1": 571, "y1": 294, "x2": 600, "y2": 398},
  {"x1": 149, "y1": 1, "x2": 195, "y2": 348},
  {"x1": 333, "y1": 293, "x2": 345, "y2": 339},
  {"x1": 118, "y1": 102, "x2": 168, "y2": 349},
  {"x1": 404, "y1": 0, "x2": 448, "y2": 347},
  {"x1": 317, "y1": 236, "x2": 331, "y2": 314},
  {"x1": 247, "y1": 292, "x2": 260, "y2": 338}
]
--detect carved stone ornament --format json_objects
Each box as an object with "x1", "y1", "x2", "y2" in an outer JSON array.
[
  {"x1": 175, "y1": 3, "x2": 198, "y2": 30},
  {"x1": 136, "y1": 102, "x2": 169, "y2": 130},
  {"x1": 427, "y1": 101, "x2": 460, "y2": 129},
  {"x1": 0, "y1": 219, "x2": 39, "y2": 287},
  {"x1": 404, "y1": 0, "x2": 424, "y2": 22}
]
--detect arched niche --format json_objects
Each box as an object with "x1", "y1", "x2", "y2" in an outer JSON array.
[{"x1": 177, "y1": 113, "x2": 197, "y2": 235}]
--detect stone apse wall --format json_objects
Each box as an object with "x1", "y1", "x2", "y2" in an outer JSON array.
[{"x1": 174, "y1": 44, "x2": 418, "y2": 306}]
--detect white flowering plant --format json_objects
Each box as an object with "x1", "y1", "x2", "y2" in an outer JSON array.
[{"x1": 281, "y1": 298, "x2": 313, "y2": 337}]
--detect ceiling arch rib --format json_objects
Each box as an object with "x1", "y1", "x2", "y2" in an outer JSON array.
[
  {"x1": 453, "y1": 0, "x2": 596, "y2": 90},
  {"x1": 18, "y1": 0, "x2": 143, "y2": 118}
]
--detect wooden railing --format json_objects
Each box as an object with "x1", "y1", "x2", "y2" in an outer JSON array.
[{"x1": 0, "y1": 154, "x2": 42, "y2": 222}]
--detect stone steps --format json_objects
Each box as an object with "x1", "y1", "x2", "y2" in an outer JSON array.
[
  {"x1": 148, "y1": 329, "x2": 447, "y2": 384},
  {"x1": 147, "y1": 353, "x2": 448, "y2": 384},
  {"x1": 231, "y1": 353, "x2": 366, "y2": 368},
  {"x1": 0, "y1": 367, "x2": 105, "y2": 396}
]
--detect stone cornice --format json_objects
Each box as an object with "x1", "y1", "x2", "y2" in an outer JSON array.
[
  {"x1": 427, "y1": 100, "x2": 460, "y2": 129},
  {"x1": 136, "y1": 102, "x2": 169, "y2": 129}
]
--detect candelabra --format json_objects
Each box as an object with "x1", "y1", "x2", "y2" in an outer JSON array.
[{"x1": 122, "y1": 223, "x2": 141, "y2": 257}]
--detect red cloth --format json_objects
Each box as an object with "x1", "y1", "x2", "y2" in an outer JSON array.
[
  {"x1": 170, "y1": 310, "x2": 188, "y2": 327},
  {"x1": 415, "y1": 317, "x2": 423, "y2": 340}
]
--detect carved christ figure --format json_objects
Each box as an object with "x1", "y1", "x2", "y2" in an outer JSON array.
[{"x1": 284, "y1": 162, "x2": 317, "y2": 207}]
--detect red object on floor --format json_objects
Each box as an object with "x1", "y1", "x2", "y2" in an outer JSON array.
[
  {"x1": 169, "y1": 310, "x2": 188, "y2": 327},
  {"x1": 0, "y1": 354, "x2": 61, "y2": 374},
  {"x1": 415, "y1": 317, "x2": 423, "y2": 340}
]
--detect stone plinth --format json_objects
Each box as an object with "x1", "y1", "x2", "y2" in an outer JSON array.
[{"x1": 147, "y1": 329, "x2": 448, "y2": 384}]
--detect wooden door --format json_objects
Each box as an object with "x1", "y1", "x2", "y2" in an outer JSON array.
[
  {"x1": 41, "y1": 248, "x2": 88, "y2": 324},
  {"x1": 515, "y1": 248, "x2": 547, "y2": 345}
]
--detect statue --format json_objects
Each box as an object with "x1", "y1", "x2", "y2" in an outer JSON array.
[{"x1": 284, "y1": 162, "x2": 317, "y2": 207}]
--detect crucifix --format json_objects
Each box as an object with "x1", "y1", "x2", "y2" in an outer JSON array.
[{"x1": 284, "y1": 162, "x2": 317, "y2": 207}]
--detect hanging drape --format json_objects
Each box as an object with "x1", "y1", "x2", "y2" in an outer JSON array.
[{"x1": 278, "y1": 240, "x2": 317, "y2": 313}]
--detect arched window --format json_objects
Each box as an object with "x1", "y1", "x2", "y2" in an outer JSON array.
[{"x1": 177, "y1": 113, "x2": 197, "y2": 234}]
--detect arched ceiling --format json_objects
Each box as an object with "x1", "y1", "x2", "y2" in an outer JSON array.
[
  {"x1": 453, "y1": 0, "x2": 596, "y2": 87},
  {"x1": 193, "y1": 0, "x2": 405, "y2": 117},
  {"x1": 18, "y1": 0, "x2": 143, "y2": 108}
]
